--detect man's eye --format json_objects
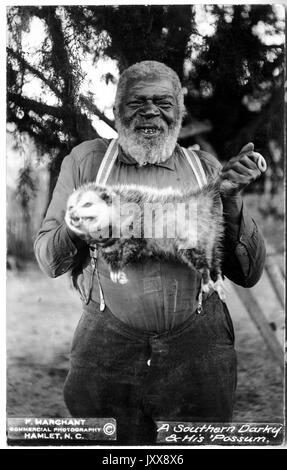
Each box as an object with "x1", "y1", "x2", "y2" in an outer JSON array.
[
  {"x1": 127, "y1": 101, "x2": 141, "y2": 107},
  {"x1": 157, "y1": 102, "x2": 173, "y2": 108}
]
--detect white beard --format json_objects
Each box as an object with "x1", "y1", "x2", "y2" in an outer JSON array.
[{"x1": 116, "y1": 121, "x2": 181, "y2": 166}]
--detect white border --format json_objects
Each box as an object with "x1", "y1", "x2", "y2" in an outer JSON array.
[{"x1": 2, "y1": 0, "x2": 286, "y2": 451}]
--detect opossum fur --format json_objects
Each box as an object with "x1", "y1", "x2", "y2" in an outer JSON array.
[{"x1": 65, "y1": 180, "x2": 232, "y2": 300}]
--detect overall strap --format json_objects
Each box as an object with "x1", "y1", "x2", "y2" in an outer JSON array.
[
  {"x1": 95, "y1": 138, "x2": 119, "y2": 185},
  {"x1": 181, "y1": 147, "x2": 208, "y2": 189},
  {"x1": 180, "y1": 146, "x2": 209, "y2": 314},
  {"x1": 92, "y1": 139, "x2": 119, "y2": 312}
]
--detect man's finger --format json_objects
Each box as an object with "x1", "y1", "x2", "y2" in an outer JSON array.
[
  {"x1": 245, "y1": 152, "x2": 267, "y2": 172},
  {"x1": 239, "y1": 142, "x2": 254, "y2": 154},
  {"x1": 238, "y1": 153, "x2": 262, "y2": 170},
  {"x1": 220, "y1": 169, "x2": 249, "y2": 182}
]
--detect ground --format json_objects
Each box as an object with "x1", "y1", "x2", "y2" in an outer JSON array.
[
  {"x1": 7, "y1": 264, "x2": 284, "y2": 424},
  {"x1": 6, "y1": 192, "x2": 285, "y2": 437}
]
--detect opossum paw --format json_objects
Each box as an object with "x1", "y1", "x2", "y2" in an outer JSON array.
[
  {"x1": 214, "y1": 277, "x2": 226, "y2": 302},
  {"x1": 110, "y1": 270, "x2": 128, "y2": 284}
]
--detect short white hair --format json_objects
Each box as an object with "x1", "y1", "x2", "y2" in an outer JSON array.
[{"x1": 114, "y1": 60, "x2": 184, "y2": 123}]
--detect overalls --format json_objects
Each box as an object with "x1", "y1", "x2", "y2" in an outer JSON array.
[{"x1": 63, "y1": 140, "x2": 237, "y2": 445}]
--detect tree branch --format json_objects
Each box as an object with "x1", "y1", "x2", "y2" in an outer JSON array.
[
  {"x1": 8, "y1": 92, "x2": 64, "y2": 119},
  {"x1": 8, "y1": 113, "x2": 66, "y2": 151},
  {"x1": 7, "y1": 47, "x2": 62, "y2": 99},
  {"x1": 79, "y1": 94, "x2": 116, "y2": 131},
  {"x1": 45, "y1": 7, "x2": 77, "y2": 102}
]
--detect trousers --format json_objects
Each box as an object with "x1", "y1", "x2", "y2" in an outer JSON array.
[{"x1": 63, "y1": 293, "x2": 237, "y2": 445}]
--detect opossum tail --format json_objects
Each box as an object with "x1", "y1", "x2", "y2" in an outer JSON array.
[
  {"x1": 199, "y1": 176, "x2": 238, "y2": 196},
  {"x1": 183, "y1": 175, "x2": 238, "y2": 199},
  {"x1": 216, "y1": 176, "x2": 239, "y2": 195}
]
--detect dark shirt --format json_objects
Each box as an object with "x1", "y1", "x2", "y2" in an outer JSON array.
[{"x1": 34, "y1": 139, "x2": 266, "y2": 332}]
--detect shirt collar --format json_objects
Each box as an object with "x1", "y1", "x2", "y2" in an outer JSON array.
[{"x1": 117, "y1": 144, "x2": 178, "y2": 171}]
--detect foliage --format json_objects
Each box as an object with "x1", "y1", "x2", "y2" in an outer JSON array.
[
  {"x1": 7, "y1": 4, "x2": 285, "y2": 186},
  {"x1": 186, "y1": 4, "x2": 285, "y2": 164},
  {"x1": 17, "y1": 165, "x2": 37, "y2": 213}
]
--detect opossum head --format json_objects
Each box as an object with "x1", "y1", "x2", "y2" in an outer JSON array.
[
  {"x1": 65, "y1": 184, "x2": 135, "y2": 242},
  {"x1": 65, "y1": 185, "x2": 116, "y2": 241}
]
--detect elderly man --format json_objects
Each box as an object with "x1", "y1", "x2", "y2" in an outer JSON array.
[{"x1": 34, "y1": 61, "x2": 266, "y2": 445}]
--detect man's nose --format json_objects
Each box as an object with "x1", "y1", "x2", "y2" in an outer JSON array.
[{"x1": 139, "y1": 100, "x2": 160, "y2": 117}]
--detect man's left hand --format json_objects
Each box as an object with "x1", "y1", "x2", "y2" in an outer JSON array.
[{"x1": 220, "y1": 142, "x2": 264, "y2": 195}]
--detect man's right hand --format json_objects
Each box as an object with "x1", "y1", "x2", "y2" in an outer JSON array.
[{"x1": 220, "y1": 142, "x2": 264, "y2": 195}]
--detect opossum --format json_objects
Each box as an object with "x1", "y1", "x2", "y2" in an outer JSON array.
[{"x1": 65, "y1": 180, "x2": 231, "y2": 302}]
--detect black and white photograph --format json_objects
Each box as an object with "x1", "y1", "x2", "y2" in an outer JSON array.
[{"x1": 6, "y1": 2, "x2": 286, "y2": 449}]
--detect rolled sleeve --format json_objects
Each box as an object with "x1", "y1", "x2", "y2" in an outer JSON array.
[
  {"x1": 34, "y1": 152, "x2": 85, "y2": 277},
  {"x1": 34, "y1": 222, "x2": 84, "y2": 277},
  {"x1": 223, "y1": 202, "x2": 266, "y2": 287}
]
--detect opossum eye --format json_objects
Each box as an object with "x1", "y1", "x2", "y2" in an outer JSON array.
[
  {"x1": 82, "y1": 202, "x2": 93, "y2": 208},
  {"x1": 100, "y1": 191, "x2": 112, "y2": 205}
]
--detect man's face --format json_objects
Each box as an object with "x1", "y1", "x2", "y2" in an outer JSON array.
[{"x1": 115, "y1": 77, "x2": 181, "y2": 165}]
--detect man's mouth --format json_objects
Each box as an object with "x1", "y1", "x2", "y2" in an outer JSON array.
[{"x1": 135, "y1": 126, "x2": 161, "y2": 136}]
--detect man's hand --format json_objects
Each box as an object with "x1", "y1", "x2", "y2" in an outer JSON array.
[
  {"x1": 65, "y1": 205, "x2": 113, "y2": 247},
  {"x1": 220, "y1": 142, "x2": 265, "y2": 195}
]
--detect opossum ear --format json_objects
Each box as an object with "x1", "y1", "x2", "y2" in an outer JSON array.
[{"x1": 99, "y1": 190, "x2": 113, "y2": 205}]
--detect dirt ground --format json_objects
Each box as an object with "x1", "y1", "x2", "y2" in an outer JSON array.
[{"x1": 7, "y1": 259, "x2": 284, "y2": 425}]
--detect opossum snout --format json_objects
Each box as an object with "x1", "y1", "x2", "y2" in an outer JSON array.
[
  {"x1": 70, "y1": 213, "x2": 80, "y2": 222},
  {"x1": 70, "y1": 213, "x2": 82, "y2": 227}
]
